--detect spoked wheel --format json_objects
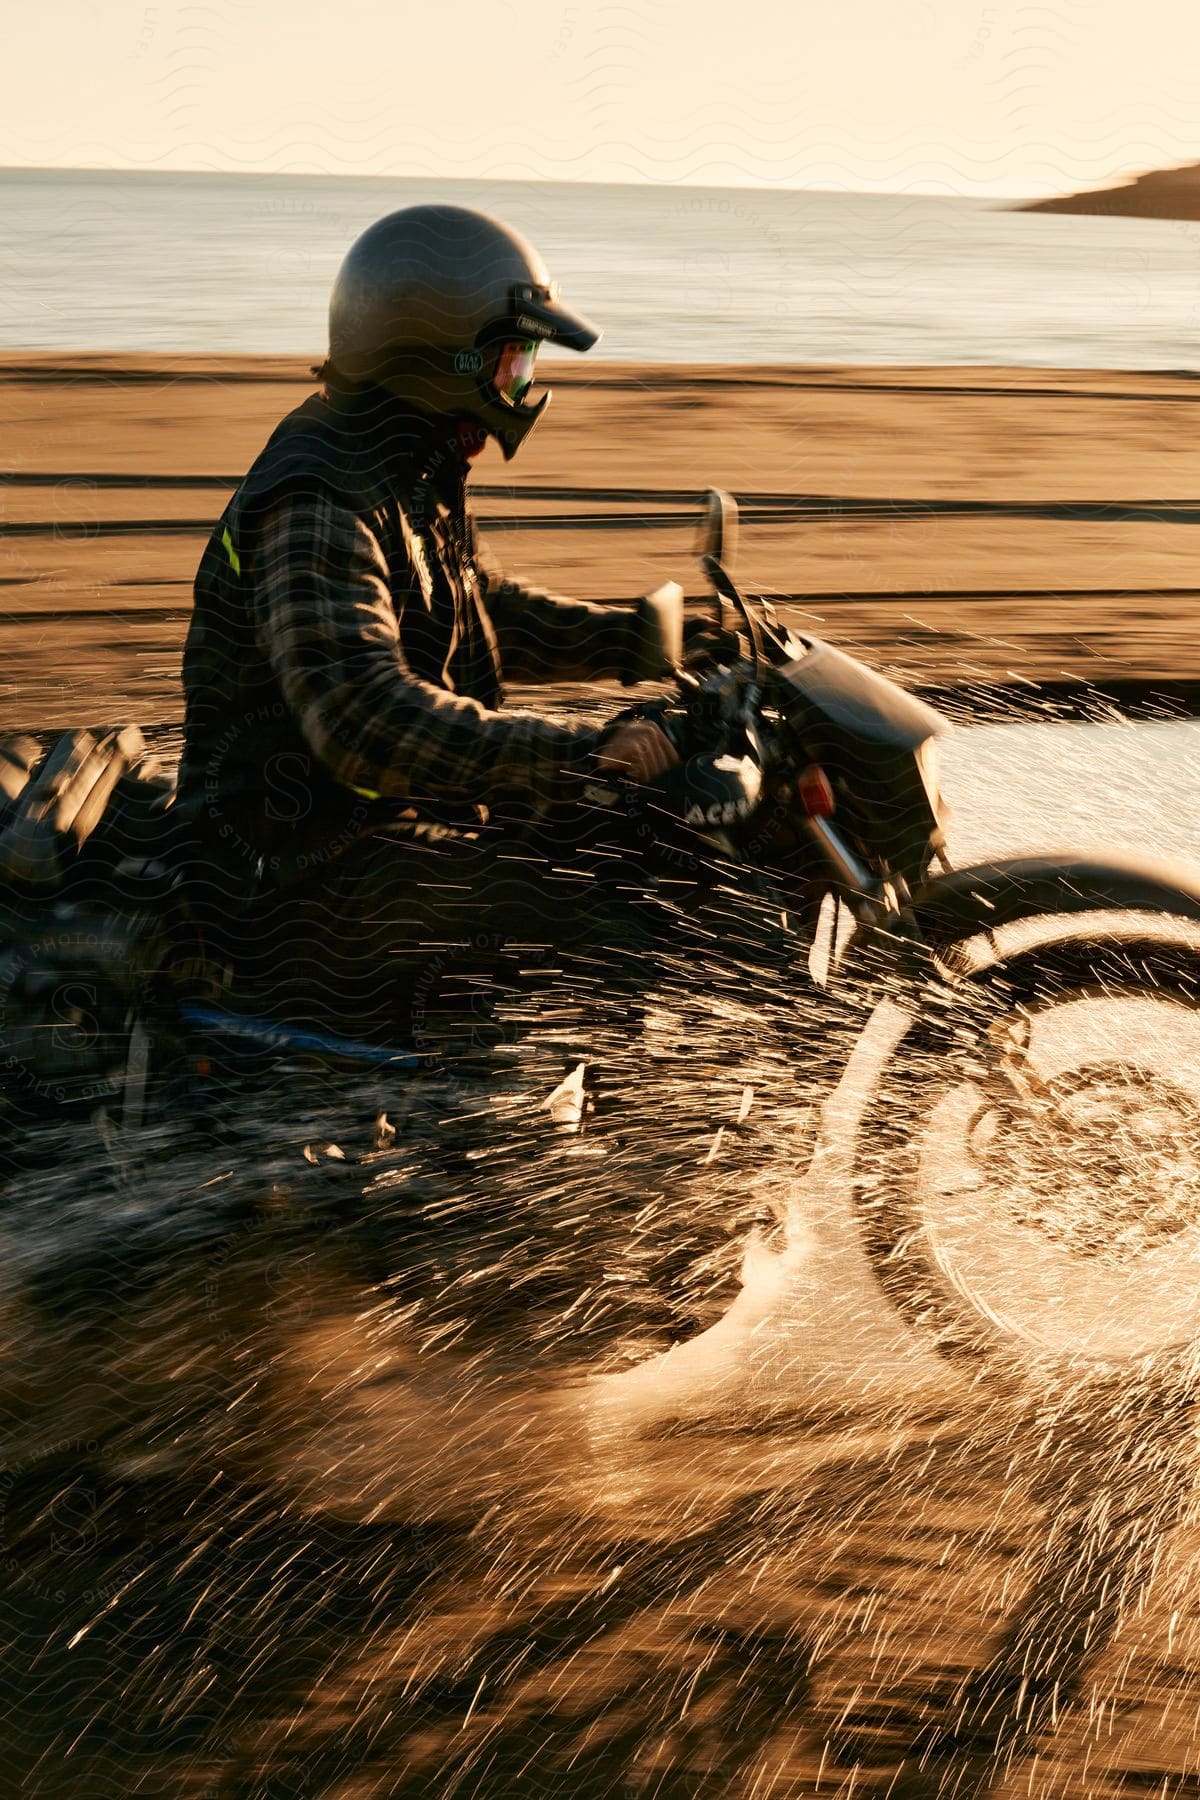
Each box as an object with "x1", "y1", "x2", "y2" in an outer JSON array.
[{"x1": 854, "y1": 933, "x2": 1200, "y2": 1373}]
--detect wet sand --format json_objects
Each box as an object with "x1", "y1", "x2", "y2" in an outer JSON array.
[{"x1": 4, "y1": 354, "x2": 1200, "y2": 728}]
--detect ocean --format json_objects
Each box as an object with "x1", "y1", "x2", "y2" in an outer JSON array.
[{"x1": 3, "y1": 166, "x2": 1200, "y2": 368}]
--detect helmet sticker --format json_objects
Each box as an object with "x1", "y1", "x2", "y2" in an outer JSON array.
[{"x1": 454, "y1": 349, "x2": 485, "y2": 374}]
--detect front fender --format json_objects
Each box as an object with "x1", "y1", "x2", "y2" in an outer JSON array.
[{"x1": 908, "y1": 850, "x2": 1200, "y2": 947}]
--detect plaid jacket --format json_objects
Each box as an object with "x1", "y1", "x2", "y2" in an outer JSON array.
[{"x1": 179, "y1": 387, "x2": 636, "y2": 868}]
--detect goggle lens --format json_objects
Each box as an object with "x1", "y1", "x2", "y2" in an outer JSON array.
[{"x1": 493, "y1": 339, "x2": 539, "y2": 404}]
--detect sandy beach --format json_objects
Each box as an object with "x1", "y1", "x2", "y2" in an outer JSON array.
[{"x1": 4, "y1": 354, "x2": 1200, "y2": 730}]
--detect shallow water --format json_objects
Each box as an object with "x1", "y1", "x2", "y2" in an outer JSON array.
[
  {"x1": 944, "y1": 713, "x2": 1200, "y2": 865},
  {"x1": 2, "y1": 713, "x2": 1200, "y2": 1794},
  {"x1": 6, "y1": 166, "x2": 1200, "y2": 369}
]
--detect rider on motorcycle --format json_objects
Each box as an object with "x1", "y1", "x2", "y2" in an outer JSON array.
[{"x1": 176, "y1": 204, "x2": 689, "y2": 1036}]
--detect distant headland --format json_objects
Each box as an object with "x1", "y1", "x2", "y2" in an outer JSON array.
[{"x1": 1021, "y1": 161, "x2": 1200, "y2": 220}]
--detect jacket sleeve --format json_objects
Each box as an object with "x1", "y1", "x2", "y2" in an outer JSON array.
[
  {"x1": 473, "y1": 536, "x2": 636, "y2": 684},
  {"x1": 247, "y1": 492, "x2": 600, "y2": 805}
]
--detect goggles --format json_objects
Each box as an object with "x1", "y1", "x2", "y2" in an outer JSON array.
[{"x1": 492, "y1": 338, "x2": 539, "y2": 405}]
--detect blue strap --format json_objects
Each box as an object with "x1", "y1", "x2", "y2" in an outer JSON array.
[{"x1": 179, "y1": 1002, "x2": 422, "y2": 1068}]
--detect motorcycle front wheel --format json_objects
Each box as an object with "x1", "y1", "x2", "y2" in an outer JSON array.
[{"x1": 853, "y1": 929, "x2": 1200, "y2": 1375}]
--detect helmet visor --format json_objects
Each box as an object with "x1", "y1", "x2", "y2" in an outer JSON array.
[{"x1": 493, "y1": 339, "x2": 539, "y2": 405}]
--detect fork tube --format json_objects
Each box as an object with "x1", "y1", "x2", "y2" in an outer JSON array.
[{"x1": 803, "y1": 816, "x2": 880, "y2": 906}]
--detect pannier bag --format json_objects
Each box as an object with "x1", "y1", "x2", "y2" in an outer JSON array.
[{"x1": 0, "y1": 726, "x2": 148, "y2": 890}]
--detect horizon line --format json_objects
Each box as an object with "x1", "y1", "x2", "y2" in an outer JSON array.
[{"x1": 0, "y1": 160, "x2": 1059, "y2": 203}]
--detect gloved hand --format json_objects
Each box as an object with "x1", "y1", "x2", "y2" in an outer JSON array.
[
  {"x1": 595, "y1": 719, "x2": 680, "y2": 785},
  {"x1": 682, "y1": 614, "x2": 744, "y2": 666}
]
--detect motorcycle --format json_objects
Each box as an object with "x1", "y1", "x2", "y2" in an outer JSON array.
[{"x1": 3, "y1": 487, "x2": 1200, "y2": 1377}]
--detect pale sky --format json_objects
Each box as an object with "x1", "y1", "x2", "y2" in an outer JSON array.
[{"x1": 6, "y1": 0, "x2": 1200, "y2": 198}]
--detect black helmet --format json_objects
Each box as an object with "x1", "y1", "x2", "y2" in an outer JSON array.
[{"x1": 327, "y1": 204, "x2": 599, "y2": 460}]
